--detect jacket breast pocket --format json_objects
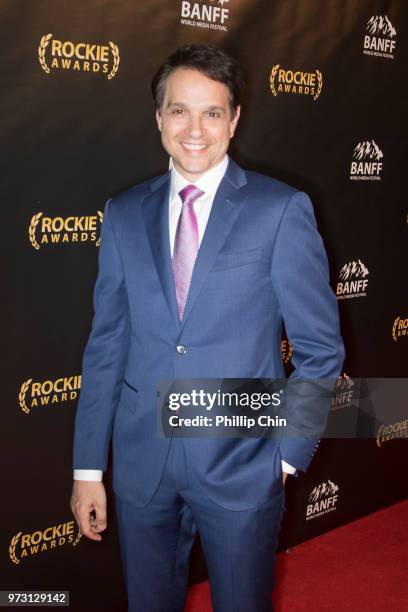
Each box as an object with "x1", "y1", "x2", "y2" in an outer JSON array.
[{"x1": 211, "y1": 247, "x2": 263, "y2": 272}]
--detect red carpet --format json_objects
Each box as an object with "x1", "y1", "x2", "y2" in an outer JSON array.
[{"x1": 185, "y1": 499, "x2": 408, "y2": 611}]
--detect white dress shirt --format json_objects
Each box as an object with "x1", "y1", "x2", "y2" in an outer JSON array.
[{"x1": 74, "y1": 155, "x2": 295, "y2": 481}]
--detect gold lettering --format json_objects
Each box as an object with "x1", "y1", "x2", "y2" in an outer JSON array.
[
  {"x1": 31, "y1": 531, "x2": 42, "y2": 545},
  {"x1": 31, "y1": 382, "x2": 41, "y2": 397},
  {"x1": 41, "y1": 217, "x2": 52, "y2": 232},
  {"x1": 51, "y1": 39, "x2": 63, "y2": 56},
  {"x1": 62, "y1": 41, "x2": 74, "y2": 57},
  {"x1": 41, "y1": 380, "x2": 53, "y2": 395},
  {"x1": 21, "y1": 534, "x2": 31, "y2": 548},
  {"x1": 75, "y1": 43, "x2": 86, "y2": 60},
  {"x1": 43, "y1": 527, "x2": 53, "y2": 541},
  {"x1": 100, "y1": 46, "x2": 109, "y2": 62},
  {"x1": 54, "y1": 378, "x2": 64, "y2": 392}
]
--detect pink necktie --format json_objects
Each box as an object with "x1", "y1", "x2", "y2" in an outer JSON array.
[{"x1": 172, "y1": 184, "x2": 204, "y2": 320}]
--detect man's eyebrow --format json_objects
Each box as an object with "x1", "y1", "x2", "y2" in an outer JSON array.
[
  {"x1": 166, "y1": 102, "x2": 187, "y2": 109},
  {"x1": 206, "y1": 106, "x2": 226, "y2": 112}
]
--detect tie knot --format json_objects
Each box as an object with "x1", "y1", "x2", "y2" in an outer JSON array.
[{"x1": 179, "y1": 184, "x2": 204, "y2": 206}]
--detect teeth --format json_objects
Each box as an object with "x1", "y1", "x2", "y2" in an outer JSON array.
[{"x1": 182, "y1": 143, "x2": 207, "y2": 151}]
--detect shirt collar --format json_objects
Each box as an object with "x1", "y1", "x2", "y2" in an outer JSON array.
[{"x1": 170, "y1": 155, "x2": 229, "y2": 202}]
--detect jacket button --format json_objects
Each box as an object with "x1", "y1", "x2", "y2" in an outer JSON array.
[{"x1": 176, "y1": 345, "x2": 187, "y2": 354}]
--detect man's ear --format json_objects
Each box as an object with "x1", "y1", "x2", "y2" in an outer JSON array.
[
  {"x1": 229, "y1": 105, "x2": 241, "y2": 138},
  {"x1": 156, "y1": 109, "x2": 162, "y2": 132}
]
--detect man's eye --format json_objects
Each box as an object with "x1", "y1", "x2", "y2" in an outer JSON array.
[
  {"x1": 172, "y1": 109, "x2": 184, "y2": 115},
  {"x1": 207, "y1": 111, "x2": 220, "y2": 118}
]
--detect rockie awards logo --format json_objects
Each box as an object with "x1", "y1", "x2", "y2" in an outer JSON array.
[
  {"x1": 332, "y1": 374, "x2": 354, "y2": 410},
  {"x1": 180, "y1": 0, "x2": 229, "y2": 32},
  {"x1": 28, "y1": 211, "x2": 103, "y2": 249},
  {"x1": 376, "y1": 420, "x2": 408, "y2": 447},
  {"x1": 363, "y1": 15, "x2": 397, "y2": 60},
  {"x1": 392, "y1": 317, "x2": 408, "y2": 342},
  {"x1": 350, "y1": 140, "x2": 383, "y2": 181},
  {"x1": 306, "y1": 480, "x2": 339, "y2": 521},
  {"x1": 9, "y1": 520, "x2": 81, "y2": 565},
  {"x1": 336, "y1": 259, "x2": 369, "y2": 300},
  {"x1": 38, "y1": 34, "x2": 120, "y2": 78},
  {"x1": 19, "y1": 375, "x2": 82, "y2": 414},
  {"x1": 270, "y1": 65, "x2": 323, "y2": 100}
]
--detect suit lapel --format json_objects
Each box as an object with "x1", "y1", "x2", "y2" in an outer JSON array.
[
  {"x1": 142, "y1": 172, "x2": 181, "y2": 329},
  {"x1": 181, "y1": 159, "x2": 248, "y2": 327}
]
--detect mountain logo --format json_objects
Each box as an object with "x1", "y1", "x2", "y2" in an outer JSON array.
[
  {"x1": 366, "y1": 15, "x2": 396, "y2": 37},
  {"x1": 350, "y1": 140, "x2": 383, "y2": 181},
  {"x1": 336, "y1": 260, "x2": 369, "y2": 300},
  {"x1": 363, "y1": 14, "x2": 397, "y2": 59},
  {"x1": 306, "y1": 480, "x2": 339, "y2": 520},
  {"x1": 353, "y1": 140, "x2": 383, "y2": 161}
]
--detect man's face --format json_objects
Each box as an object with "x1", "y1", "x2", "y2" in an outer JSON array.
[{"x1": 156, "y1": 68, "x2": 240, "y2": 182}]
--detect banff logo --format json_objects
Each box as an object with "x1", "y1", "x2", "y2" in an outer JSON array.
[
  {"x1": 350, "y1": 140, "x2": 383, "y2": 181},
  {"x1": 306, "y1": 480, "x2": 339, "y2": 521},
  {"x1": 336, "y1": 259, "x2": 369, "y2": 300},
  {"x1": 363, "y1": 15, "x2": 397, "y2": 59},
  {"x1": 180, "y1": 0, "x2": 229, "y2": 32},
  {"x1": 332, "y1": 374, "x2": 355, "y2": 410}
]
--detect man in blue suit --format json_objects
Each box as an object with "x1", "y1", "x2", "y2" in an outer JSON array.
[{"x1": 71, "y1": 45, "x2": 344, "y2": 611}]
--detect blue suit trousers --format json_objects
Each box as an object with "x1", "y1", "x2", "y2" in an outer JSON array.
[{"x1": 115, "y1": 436, "x2": 285, "y2": 612}]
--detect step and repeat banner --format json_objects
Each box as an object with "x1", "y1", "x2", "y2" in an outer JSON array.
[{"x1": 2, "y1": 0, "x2": 407, "y2": 608}]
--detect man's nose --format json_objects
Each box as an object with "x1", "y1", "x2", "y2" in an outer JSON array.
[{"x1": 188, "y1": 114, "x2": 204, "y2": 138}]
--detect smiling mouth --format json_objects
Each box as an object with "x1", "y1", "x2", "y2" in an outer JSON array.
[{"x1": 180, "y1": 142, "x2": 208, "y2": 151}]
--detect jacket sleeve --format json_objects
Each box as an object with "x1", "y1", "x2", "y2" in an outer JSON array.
[
  {"x1": 270, "y1": 191, "x2": 345, "y2": 471},
  {"x1": 73, "y1": 199, "x2": 130, "y2": 471}
]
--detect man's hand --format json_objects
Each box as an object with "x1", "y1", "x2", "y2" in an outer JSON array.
[
  {"x1": 70, "y1": 481, "x2": 107, "y2": 541},
  {"x1": 283, "y1": 472, "x2": 288, "y2": 485}
]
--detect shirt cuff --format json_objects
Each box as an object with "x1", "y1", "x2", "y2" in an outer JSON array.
[
  {"x1": 73, "y1": 469, "x2": 103, "y2": 481},
  {"x1": 281, "y1": 460, "x2": 297, "y2": 475}
]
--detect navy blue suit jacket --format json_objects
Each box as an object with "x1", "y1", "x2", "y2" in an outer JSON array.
[{"x1": 73, "y1": 158, "x2": 344, "y2": 510}]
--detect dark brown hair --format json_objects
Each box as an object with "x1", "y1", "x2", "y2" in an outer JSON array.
[{"x1": 151, "y1": 44, "x2": 245, "y2": 116}]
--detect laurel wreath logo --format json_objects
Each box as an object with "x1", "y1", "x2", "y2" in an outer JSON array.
[
  {"x1": 392, "y1": 316, "x2": 400, "y2": 342},
  {"x1": 38, "y1": 34, "x2": 119, "y2": 79},
  {"x1": 281, "y1": 341, "x2": 293, "y2": 364},
  {"x1": 9, "y1": 527, "x2": 82, "y2": 564},
  {"x1": 72, "y1": 529, "x2": 83, "y2": 547},
  {"x1": 107, "y1": 42, "x2": 120, "y2": 80},
  {"x1": 38, "y1": 34, "x2": 52, "y2": 74},
  {"x1": 95, "y1": 210, "x2": 104, "y2": 246},
  {"x1": 9, "y1": 532, "x2": 22, "y2": 564},
  {"x1": 29, "y1": 212, "x2": 43, "y2": 250},
  {"x1": 269, "y1": 64, "x2": 279, "y2": 97},
  {"x1": 19, "y1": 379, "x2": 32, "y2": 414},
  {"x1": 270, "y1": 65, "x2": 322, "y2": 100},
  {"x1": 376, "y1": 423, "x2": 385, "y2": 447},
  {"x1": 314, "y1": 70, "x2": 323, "y2": 100}
]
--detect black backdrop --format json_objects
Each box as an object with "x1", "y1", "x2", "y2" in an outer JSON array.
[{"x1": 2, "y1": 1, "x2": 407, "y2": 609}]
